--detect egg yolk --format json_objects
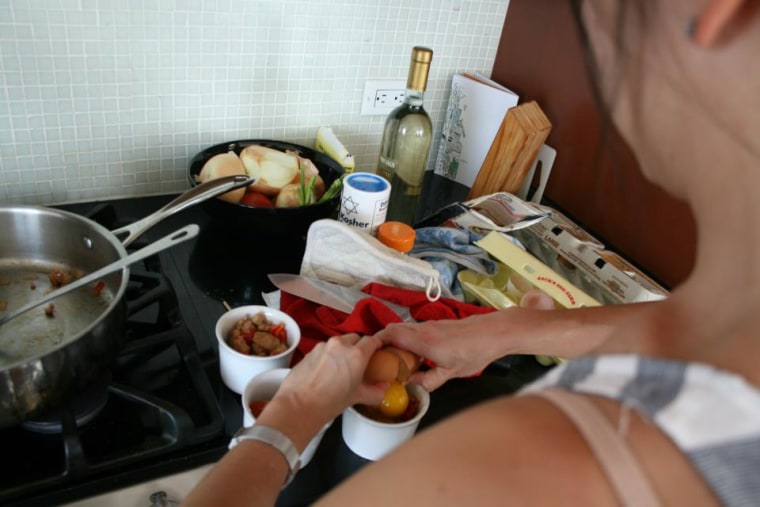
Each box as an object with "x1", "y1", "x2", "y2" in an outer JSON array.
[{"x1": 379, "y1": 381, "x2": 409, "y2": 417}]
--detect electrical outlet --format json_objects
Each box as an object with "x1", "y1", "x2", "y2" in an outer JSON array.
[{"x1": 361, "y1": 80, "x2": 406, "y2": 116}]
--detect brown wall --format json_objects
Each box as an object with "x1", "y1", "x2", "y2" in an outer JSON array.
[{"x1": 490, "y1": 0, "x2": 696, "y2": 289}]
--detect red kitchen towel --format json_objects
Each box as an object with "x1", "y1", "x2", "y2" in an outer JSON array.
[{"x1": 279, "y1": 281, "x2": 495, "y2": 362}]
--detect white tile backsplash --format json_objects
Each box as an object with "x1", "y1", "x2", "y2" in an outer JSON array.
[{"x1": 0, "y1": 0, "x2": 509, "y2": 205}]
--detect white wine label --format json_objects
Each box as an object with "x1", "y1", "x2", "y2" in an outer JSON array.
[{"x1": 379, "y1": 155, "x2": 396, "y2": 169}]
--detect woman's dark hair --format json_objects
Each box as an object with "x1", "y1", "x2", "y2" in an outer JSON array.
[
  {"x1": 569, "y1": 1, "x2": 630, "y2": 132},
  {"x1": 567, "y1": 0, "x2": 649, "y2": 197},
  {"x1": 568, "y1": 1, "x2": 649, "y2": 118}
]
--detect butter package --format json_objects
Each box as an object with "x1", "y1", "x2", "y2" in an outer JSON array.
[
  {"x1": 474, "y1": 232, "x2": 601, "y2": 309},
  {"x1": 445, "y1": 192, "x2": 669, "y2": 304}
]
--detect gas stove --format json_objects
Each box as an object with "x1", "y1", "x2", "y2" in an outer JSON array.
[
  {"x1": 0, "y1": 196, "x2": 238, "y2": 506},
  {"x1": 0, "y1": 175, "x2": 549, "y2": 506}
]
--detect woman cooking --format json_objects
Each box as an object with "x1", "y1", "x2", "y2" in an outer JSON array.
[{"x1": 184, "y1": 0, "x2": 760, "y2": 505}]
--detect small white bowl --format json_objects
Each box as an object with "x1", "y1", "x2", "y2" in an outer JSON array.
[
  {"x1": 241, "y1": 368, "x2": 331, "y2": 467},
  {"x1": 216, "y1": 305, "x2": 300, "y2": 395},
  {"x1": 341, "y1": 383, "x2": 430, "y2": 461}
]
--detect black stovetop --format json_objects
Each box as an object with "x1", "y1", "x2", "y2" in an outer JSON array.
[{"x1": 0, "y1": 175, "x2": 549, "y2": 506}]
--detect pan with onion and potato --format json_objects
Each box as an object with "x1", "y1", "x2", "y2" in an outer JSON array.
[{"x1": 187, "y1": 140, "x2": 345, "y2": 237}]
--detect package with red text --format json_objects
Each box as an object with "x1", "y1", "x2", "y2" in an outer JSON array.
[{"x1": 475, "y1": 231, "x2": 600, "y2": 309}]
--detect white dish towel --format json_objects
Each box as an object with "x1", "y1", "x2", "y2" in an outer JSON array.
[{"x1": 300, "y1": 219, "x2": 450, "y2": 301}]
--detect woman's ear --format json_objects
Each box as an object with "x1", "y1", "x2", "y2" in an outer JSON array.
[{"x1": 690, "y1": 0, "x2": 749, "y2": 47}]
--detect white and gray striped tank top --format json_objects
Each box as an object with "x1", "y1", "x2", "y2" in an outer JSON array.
[{"x1": 522, "y1": 355, "x2": 760, "y2": 506}]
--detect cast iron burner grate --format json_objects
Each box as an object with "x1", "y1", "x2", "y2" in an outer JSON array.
[{"x1": 0, "y1": 205, "x2": 225, "y2": 507}]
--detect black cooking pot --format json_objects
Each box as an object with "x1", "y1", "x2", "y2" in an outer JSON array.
[
  {"x1": 187, "y1": 139, "x2": 345, "y2": 237},
  {"x1": 0, "y1": 176, "x2": 250, "y2": 428}
]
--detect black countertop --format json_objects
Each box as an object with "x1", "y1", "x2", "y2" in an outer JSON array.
[{"x1": 43, "y1": 172, "x2": 550, "y2": 506}]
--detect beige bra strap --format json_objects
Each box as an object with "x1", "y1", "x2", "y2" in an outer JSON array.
[{"x1": 527, "y1": 388, "x2": 662, "y2": 507}]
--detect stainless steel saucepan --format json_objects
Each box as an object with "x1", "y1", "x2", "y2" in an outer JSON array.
[{"x1": 0, "y1": 175, "x2": 250, "y2": 428}]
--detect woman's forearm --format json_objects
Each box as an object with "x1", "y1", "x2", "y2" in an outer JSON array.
[
  {"x1": 181, "y1": 396, "x2": 327, "y2": 507},
  {"x1": 500, "y1": 301, "x2": 658, "y2": 359},
  {"x1": 376, "y1": 301, "x2": 659, "y2": 391},
  {"x1": 182, "y1": 334, "x2": 386, "y2": 507}
]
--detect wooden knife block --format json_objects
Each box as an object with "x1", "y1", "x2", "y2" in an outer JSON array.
[{"x1": 467, "y1": 100, "x2": 552, "y2": 199}]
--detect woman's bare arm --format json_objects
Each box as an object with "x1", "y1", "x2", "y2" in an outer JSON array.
[{"x1": 374, "y1": 302, "x2": 657, "y2": 391}]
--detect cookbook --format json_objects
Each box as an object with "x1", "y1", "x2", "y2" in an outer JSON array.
[{"x1": 433, "y1": 72, "x2": 520, "y2": 188}]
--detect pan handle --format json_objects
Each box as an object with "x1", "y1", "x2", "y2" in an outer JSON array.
[
  {"x1": 112, "y1": 174, "x2": 252, "y2": 247},
  {"x1": 0, "y1": 224, "x2": 200, "y2": 327}
]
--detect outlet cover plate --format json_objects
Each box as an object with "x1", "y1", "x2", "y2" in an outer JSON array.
[{"x1": 361, "y1": 80, "x2": 406, "y2": 116}]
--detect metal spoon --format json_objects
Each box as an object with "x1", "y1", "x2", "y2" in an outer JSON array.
[
  {"x1": 0, "y1": 224, "x2": 199, "y2": 326},
  {"x1": 113, "y1": 174, "x2": 252, "y2": 247}
]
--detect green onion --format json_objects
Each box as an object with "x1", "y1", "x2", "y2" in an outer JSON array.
[{"x1": 319, "y1": 174, "x2": 344, "y2": 203}]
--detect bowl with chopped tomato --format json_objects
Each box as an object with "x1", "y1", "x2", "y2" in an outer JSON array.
[
  {"x1": 215, "y1": 305, "x2": 300, "y2": 394},
  {"x1": 341, "y1": 383, "x2": 430, "y2": 461},
  {"x1": 241, "y1": 368, "x2": 332, "y2": 467}
]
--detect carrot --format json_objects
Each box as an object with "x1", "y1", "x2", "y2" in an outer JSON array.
[{"x1": 270, "y1": 323, "x2": 287, "y2": 342}]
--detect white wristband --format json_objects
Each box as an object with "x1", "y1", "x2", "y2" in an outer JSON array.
[{"x1": 228, "y1": 425, "x2": 301, "y2": 487}]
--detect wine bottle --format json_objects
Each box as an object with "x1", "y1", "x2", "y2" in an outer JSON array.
[{"x1": 376, "y1": 46, "x2": 433, "y2": 225}]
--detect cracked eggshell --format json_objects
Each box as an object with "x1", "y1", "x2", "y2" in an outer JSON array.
[{"x1": 364, "y1": 346, "x2": 420, "y2": 384}]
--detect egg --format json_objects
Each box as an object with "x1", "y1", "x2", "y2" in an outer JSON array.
[
  {"x1": 364, "y1": 346, "x2": 421, "y2": 384},
  {"x1": 364, "y1": 348, "x2": 401, "y2": 383},
  {"x1": 520, "y1": 288, "x2": 556, "y2": 310},
  {"x1": 379, "y1": 381, "x2": 410, "y2": 417},
  {"x1": 385, "y1": 346, "x2": 421, "y2": 380}
]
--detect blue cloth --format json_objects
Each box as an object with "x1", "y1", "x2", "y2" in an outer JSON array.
[{"x1": 410, "y1": 227, "x2": 498, "y2": 298}]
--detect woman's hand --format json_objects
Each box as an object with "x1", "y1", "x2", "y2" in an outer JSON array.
[
  {"x1": 373, "y1": 300, "x2": 647, "y2": 392},
  {"x1": 264, "y1": 334, "x2": 388, "y2": 430},
  {"x1": 183, "y1": 334, "x2": 387, "y2": 507},
  {"x1": 372, "y1": 312, "x2": 512, "y2": 391}
]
